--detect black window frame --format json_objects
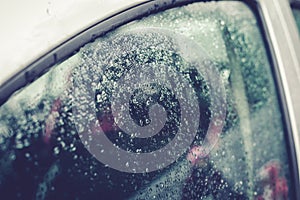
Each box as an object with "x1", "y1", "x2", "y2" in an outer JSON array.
[{"x1": 291, "y1": 1, "x2": 300, "y2": 9}]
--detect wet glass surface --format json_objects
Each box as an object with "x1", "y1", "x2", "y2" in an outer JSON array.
[
  {"x1": 0, "y1": 1, "x2": 292, "y2": 200},
  {"x1": 292, "y1": 5, "x2": 300, "y2": 34}
]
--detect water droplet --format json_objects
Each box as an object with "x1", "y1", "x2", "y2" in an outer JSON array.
[{"x1": 53, "y1": 147, "x2": 60, "y2": 155}]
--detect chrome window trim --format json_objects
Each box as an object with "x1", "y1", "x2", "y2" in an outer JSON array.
[
  {"x1": 0, "y1": 0, "x2": 299, "y2": 197},
  {"x1": 257, "y1": 0, "x2": 300, "y2": 193}
]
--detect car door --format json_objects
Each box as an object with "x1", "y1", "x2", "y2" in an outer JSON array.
[{"x1": 0, "y1": 0, "x2": 299, "y2": 199}]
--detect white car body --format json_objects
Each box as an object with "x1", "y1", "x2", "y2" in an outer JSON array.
[{"x1": 0, "y1": 0, "x2": 144, "y2": 86}]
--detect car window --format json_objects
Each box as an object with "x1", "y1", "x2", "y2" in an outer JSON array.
[
  {"x1": 0, "y1": 1, "x2": 294, "y2": 199},
  {"x1": 291, "y1": 2, "x2": 300, "y2": 33}
]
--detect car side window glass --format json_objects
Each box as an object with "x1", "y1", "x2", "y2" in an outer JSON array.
[
  {"x1": 0, "y1": 1, "x2": 294, "y2": 199},
  {"x1": 291, "y1": 2, "x2": 300, "y2": 33}
]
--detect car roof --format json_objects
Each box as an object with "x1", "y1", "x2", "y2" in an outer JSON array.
[{"x1": 0, "y1": 0, "x2": 146, "y2": 87}]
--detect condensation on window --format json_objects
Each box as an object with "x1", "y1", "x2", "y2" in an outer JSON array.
[
  {"x1": 0, "y1": 1, "x2": 292, "y2": 200},
  {"x1": 292, "y1": 6, "x2": 300, "y2": 34}
]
